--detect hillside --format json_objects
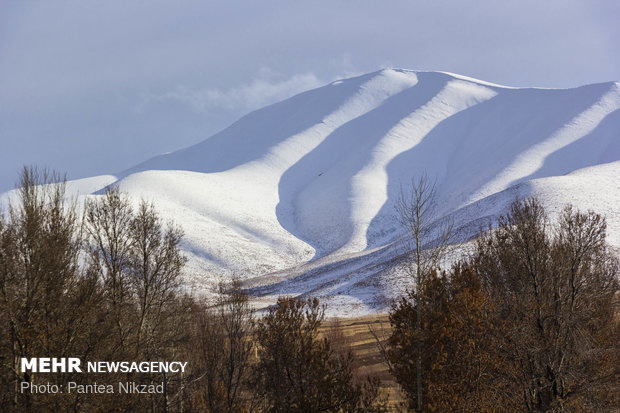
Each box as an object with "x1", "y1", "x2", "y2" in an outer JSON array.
[{"x1": 3, "y1": 69, "x2": 619, "y2": 316}]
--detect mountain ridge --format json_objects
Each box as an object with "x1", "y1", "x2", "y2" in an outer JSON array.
[{"x1": 3, "y1": 69, "x2": 619, "y2": 315}]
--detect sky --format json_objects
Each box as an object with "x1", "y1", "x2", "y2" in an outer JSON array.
[{"x1": 1, "y1": 0, "x2": 618, "y2": 191}]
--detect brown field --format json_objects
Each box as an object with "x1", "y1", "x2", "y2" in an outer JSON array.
[{"x1": 322, "y1": 314, "x2": 406, "y2": 411}]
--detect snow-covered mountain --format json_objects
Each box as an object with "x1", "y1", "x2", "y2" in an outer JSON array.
[{"x1": 3, "y1": 69, "x2": 620, "y2": 315}]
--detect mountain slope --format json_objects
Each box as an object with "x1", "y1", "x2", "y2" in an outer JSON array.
[{"x1": 4, "y1": 69, "x2": 619, "y2": 315}]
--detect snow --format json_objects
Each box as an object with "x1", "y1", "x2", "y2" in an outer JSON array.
[
  {"x1": 3, "y1": 69, "x2": 619, "y2": 317},
  {"x1": 0, "y1": 174, "x2": 117, "y2": 212}
]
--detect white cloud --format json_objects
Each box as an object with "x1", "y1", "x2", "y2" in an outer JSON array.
[{"x1": 139, "y1": 71, "x2": 325, "y2": 114}]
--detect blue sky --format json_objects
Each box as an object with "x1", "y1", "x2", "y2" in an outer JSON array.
[{"x1": 1, "y1": 0, "x2": 618, "y2": 191}]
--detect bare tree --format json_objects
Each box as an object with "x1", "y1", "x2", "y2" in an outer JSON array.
[
  {"x1": 84, "y1": 187, "x2": 190, "y2": 412},
  {"x1": 387, "y1": 197, "x2": 619, "y2": 411},
  {"x1": 84, "y1": 186, "x2": 134, "y2": 353},
  {"x1": 394, "y1": 173, "x2": 453, "y2": 412},
  {"x1": 0, "y1": 167, "x2": 104, "y2": 411},
  {"x1": 129, "y1": 200, "x2": 186, "y2": 358},
  {"x1": 473, "y1": 198, "x2": 620, "y2": 411},
  {"x1": 217, "y1": 279, "x2": 255, "y2": 413},
  {"x1": 183, "y1": 279, "x2": 255, "y2": 413},
  {"x1": 1, "y1": 168, "x2": 195, "y2": 412}
]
